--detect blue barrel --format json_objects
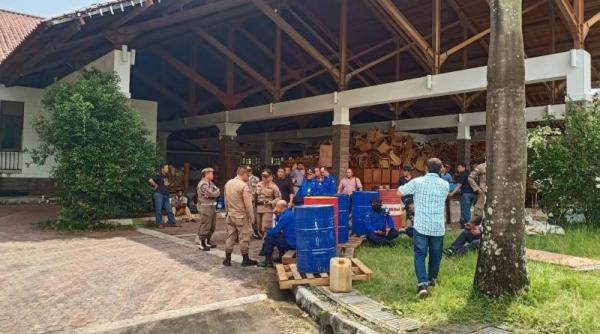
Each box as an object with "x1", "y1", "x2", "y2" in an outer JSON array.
[
  {"x1": 335, "y1": 194, "x2": 350, "y2": 243},
  {"x1": 295, "y1": 205, "x2": 337, "y2": 273},
  {"x1": 351, "y1": 191, "x2": 380, "y2": 236}
]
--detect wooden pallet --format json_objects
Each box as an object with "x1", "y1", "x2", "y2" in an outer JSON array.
[
  {"x1": 338, "y1": 236, "x2": 366, "y2": 258},
  {"x1": 275, "y1": 258, "x2": 373, "y2": 290},
  {"x1": 281, "y1": 236, "x2": 366, "y2": 265}
]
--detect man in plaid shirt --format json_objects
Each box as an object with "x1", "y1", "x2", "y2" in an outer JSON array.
[{"x1": 398, "y1": 157, "x2": 450, "y2": 298}]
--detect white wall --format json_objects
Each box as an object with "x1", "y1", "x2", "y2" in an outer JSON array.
[
  {"x1": 62, "y1": 49, "x2": 133, "y2": 98},
  {"x1": 0, "y1": 84, "x2": 157, "y2": 179}
]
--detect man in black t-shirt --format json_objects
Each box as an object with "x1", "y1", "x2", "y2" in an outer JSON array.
[
  {"x1": 273, "y1": 168, "x2": 294, "y2": 207},
  {"x1": 398, "y1": 165, "x2": 415, "y2": 221},
  {"x1": 149, "y1": 163, "x2": 177, "y2": 227},
  {"x1": 449, "y1": 162, "x2": 476, "y2": 227}
]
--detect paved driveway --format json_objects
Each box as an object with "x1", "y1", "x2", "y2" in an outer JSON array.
[{"x1": 0, "y1": 204, "x2": 316, "y2": 334}]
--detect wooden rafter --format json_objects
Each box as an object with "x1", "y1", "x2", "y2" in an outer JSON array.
[
  {"x1": 554, "y1": 0, "x2": 584, "y2": 48},
  {"x1": 133, "y1": 70, "x2": 194, "y2": 115},
  {"x1": 373, "y1": 0, "x2": 433, "y2": 62},
  {"x1": 235, "y1": 25, "x2": 321, "y2": 96},
  {"x1": 154, "y1": 49, "x2": 232, "y2": 107},
  {"x1": 196, "y1": 28, "x2": 275, "y2": 96},
  {"x1": 109, "y1": 0, "x2": 153, "y2": 29},
  {"x1": 251, "y1": 0, "x2": 340, "y2": 79}
]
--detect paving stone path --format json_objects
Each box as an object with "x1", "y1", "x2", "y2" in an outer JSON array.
[{"x1": 0, "y1": 204, "x2": 315, "y2": 334}]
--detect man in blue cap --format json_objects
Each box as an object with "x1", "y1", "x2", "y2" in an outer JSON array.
[
  {"x1": 294, "y1": 168, "x2": 316, "y2": 204},
  {"x1": 364, "y1": 199, "x2": 399, "y2": 246},
  {"x1": 258, "y1": 200, "x2": 296, "y2": 268}
]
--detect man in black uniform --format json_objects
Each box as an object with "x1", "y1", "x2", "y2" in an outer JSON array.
[{"x1": 273, "y1": 168, "x2": 294, "y2": 207}]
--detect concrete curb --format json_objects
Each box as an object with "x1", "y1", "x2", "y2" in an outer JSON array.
[
  {"x1": 293, "y1": 286, "x2": 381, "y2": 334},
  {"x1": 57, "y1": 293, "x2": 268, "y2": 334},
  {"x1": 136, "y1": 227, "x2": 244, "y2": 263}
]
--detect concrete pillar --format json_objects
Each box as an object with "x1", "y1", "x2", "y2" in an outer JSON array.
[
  {"x1": 261, "y1": 133, "x2": 273, "y2": 167},
  {"x1": 158, "y1": 131, "x2": 170, "y2": 163},
  {"x1": 456, "y1": 122, "x2": 471, "y2": 165},
  {"x1": 216, "y1": 122, "x2": 241, "y2": 186},
  {"x1": 332, "y1": 104, "x2": 350, "y2": 179}
]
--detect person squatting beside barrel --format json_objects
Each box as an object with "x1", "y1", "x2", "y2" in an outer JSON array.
[
  {"x1": 196, "y1": 167, "x2": 220, "y2": 251},
  {"x1": 258, "y1": 200, "x2": 296, "y2": 268},
  {"x1": 223, "y1": 166, "x2": 258, "y2": 267},
  {"x1": 255, "y1": 169, "x2": 282, "y2": 237},
  {"x1": 363, "y1": 199, "x2": 400, "y2": 246}
]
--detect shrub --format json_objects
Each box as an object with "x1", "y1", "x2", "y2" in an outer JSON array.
[
  {"x1": 527, "y1": 100, "x2": 600, "y2": 223},
  {"x1": 31, "y1": 70, "x2": 158, "y2": 229}
]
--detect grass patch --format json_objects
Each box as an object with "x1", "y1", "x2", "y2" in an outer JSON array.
[
  {"x1": 527, "y1": 224, "x2": 600, "y2": 259},
  {"x1": 354, "y1": 228, "x2": 600, "y2": 333}
]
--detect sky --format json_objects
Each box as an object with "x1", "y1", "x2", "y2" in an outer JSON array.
[{"x1": 1, "y1": 0, "x2": 99, "y2": 18}]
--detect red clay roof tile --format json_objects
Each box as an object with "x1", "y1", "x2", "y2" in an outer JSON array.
[{"x1": 0, "y1": 9, "x2": 42, "y2": 63}]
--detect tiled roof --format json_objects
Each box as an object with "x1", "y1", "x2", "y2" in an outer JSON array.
[{"x1": 0, "y1": 9, "x2": 42, "y2": 63}]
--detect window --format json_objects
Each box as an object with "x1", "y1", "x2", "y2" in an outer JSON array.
[{"x1": 0, "y1": 101, "x2": 24, "y2": 151}]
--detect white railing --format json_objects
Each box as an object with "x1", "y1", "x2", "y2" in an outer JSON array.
[{"x1": 0, "y1": 150, "x2": 22, "y2": 171}]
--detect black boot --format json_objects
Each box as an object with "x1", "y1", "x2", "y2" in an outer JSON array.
[
  {"x1": 257, "y1": 257, "x2": 273, "y2": 268},
  {"x1": 251, "y1": 229, "x2": 261, "y2": 240},
  {"x1": 241, "y1": 254, "x2": 258, "y2": 267},
  {"x1": 222, "y1": 252, "x2": 232, "y2": 266},
  {"x1": 205, "y1": 239, "x2": 217, "y2": 248},
  {"x1": 199, "y1": 239, "x2": 210, "y2": 251}
]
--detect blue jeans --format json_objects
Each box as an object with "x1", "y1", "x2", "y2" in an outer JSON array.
[
  {"x1": 460, "y1": 193, "x2": 477, "y2": 227},
  {"x1": 153, "y1": 192, "x2": 176, "y2": 226},
  {"x1": 259, "y1": 234, "x2": 290, "y2": 258},
  {"x1": 413, "y1": 229, "x2": 444, "y2": 286}
]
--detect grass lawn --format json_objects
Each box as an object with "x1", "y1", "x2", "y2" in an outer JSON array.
[{"x1": 354, "y1": 225, "x2": 600, "y2": 333}]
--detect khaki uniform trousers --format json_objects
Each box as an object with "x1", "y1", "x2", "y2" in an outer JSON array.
[
  {"x1": 470, "y1": 191, "x2": 486, "y2": 223},
  {"x1": 197, "y1": 205, "x2": 216, "y2": 239},
  {"x1": 225, "y1": 215, "x2": 252, "y2": 254},
  {"x1": 172, "y1": 207, "x2": 193, "y2": 222},
  {"x1": 256, "y1": 210, "x2": 274, "y2": 234}
]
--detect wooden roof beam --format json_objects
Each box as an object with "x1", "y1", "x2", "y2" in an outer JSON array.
[
  {"x1": 133, "y1": 70, "x2": 195, "y2": 116},
  {"x1": 373, "y1": 0, "x2": 433, "y2": 61},
  {"x1": 553, "y1": 0, "x2": 583, "y2": 47},
  {"x1": 154, "y1": 50, "x2": 233, "y2": 107},
  {"x1": 235, "y1": 25, "x2": 321, "y2": 96},
  {"x1": 251, "y1": 0, "x2": 340, "y2": 80},
  {"x1": 109, "y1": 0, "x2": 154, "y2": 29},
  {"x1": 196, "y1": 28, "x2": 275, "y2": 97},
  {"x1": 447, "y1": 0, "x2": 489, "y2": 52}
]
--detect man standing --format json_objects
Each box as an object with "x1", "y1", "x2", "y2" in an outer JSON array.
[
  {"x1": 255, "y1": 169, "x2": 282, "y2": 236},
  {"x1": 320, "y1": 167, "x2": 337, "y2": 195},
  {"x1": 223, "y1": 166, "x2": 258, "y2": 267},
  {"x1": 148, "y1": 163, "x2": 177, "y2": 227},
  {"x1": 467, "y1": 162, "x2": 487, "y2": 225},
  {"x1": 294, "y1": 168, "x2": 316, "y2": 204},
  {"x1": 398, "y1": 165, "x2": 415, "y2": 221},
  {"x1": 440, "y1": 164, "x2": 453, "y2": 225},
  {"x1": 170, "y1": 189, "x2": 194, "y2": 223},
  {"x1": 246, "y1": 166, "x2": 260, "y2": 238},
  {"x1": 449, "y1": 162, "x2": 476, "y2": 228},
  {"x1": 257, "y1": 200, "x2": 296, "y2": 268},
  {"x1": 274, "y1": 168, "x2": 294, "y2": 207},
  {"x1": 398, "y1": 158, "x2": 450, "y2": 298},
  {"x1": 197, "y1": 167, "x2": 220, "y2": 251},
  {"x1": 364, "y1": 199, "x2": 399, "y2": 246},
  {"x1": 338, "y1": 168, "x2": 363, "y2": 195},
  {"x1": 291, "y1": 162, "x2": 305, "y2": 189}
]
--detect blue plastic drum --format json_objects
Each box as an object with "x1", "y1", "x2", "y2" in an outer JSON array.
[
  {"x1": 335, "y1": 194, "x2": 350, "y2": 243},
  {"x1": 351, "y1": 191, "x2": 380, "y2": 236},
  {"x1": 295, "y1": 204, "x2": 337, "y2": 273}
]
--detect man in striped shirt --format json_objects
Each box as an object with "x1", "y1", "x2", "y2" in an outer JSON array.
[{"x1": 398, "y1": 158, "x2": 450, "y2": 298}]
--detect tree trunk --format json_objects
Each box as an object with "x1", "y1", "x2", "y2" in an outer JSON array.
[{"x1": 474, "y1": 0, "x2": 529, "y2": 297}]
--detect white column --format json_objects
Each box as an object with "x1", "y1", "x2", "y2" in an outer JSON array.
[
  {"x1": 566, "y1": 49, "x2": 592, "y2": 102},
  {"x1": 158, "y1": 131, "x2": 170, "y2": 162},
  {"x1": 215, "y1": 122, "x2": 241, "y2": 140}
]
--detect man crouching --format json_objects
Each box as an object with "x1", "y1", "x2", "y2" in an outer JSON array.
[{"x1": 258, "y1": 200, "x2": 296, "y2": 268}]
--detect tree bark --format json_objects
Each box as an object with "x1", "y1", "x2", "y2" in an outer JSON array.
[{"x1": 474, "y1": 0, "x2": 529, "y2": 297}]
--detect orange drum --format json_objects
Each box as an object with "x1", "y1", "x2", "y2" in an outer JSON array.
[
  {"x1": 379, "y1": 189, "x2": 406, "y2": 229},
  {"x1": 304, "y1": 196, "x2": 339, "y2": 244}
]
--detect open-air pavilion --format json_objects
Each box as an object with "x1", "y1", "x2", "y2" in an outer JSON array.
[{"x1": 1, "y1": 0, "x2": 599, "y2": 190}]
